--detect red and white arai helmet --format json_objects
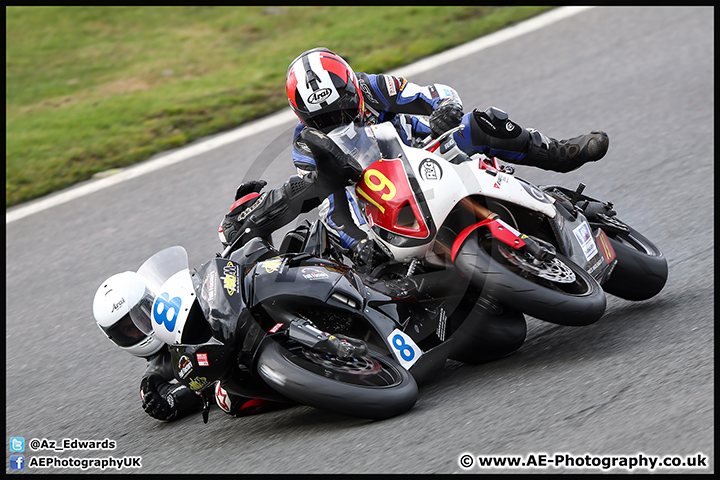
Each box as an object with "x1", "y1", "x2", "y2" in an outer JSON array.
[{"x1": 286, "y1": 47, "x2": 365, "y2": 133}]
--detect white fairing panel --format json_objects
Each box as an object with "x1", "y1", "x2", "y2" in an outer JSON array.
[{"x1": 150, "y1": 269, "x2": 196, "y2": 345}]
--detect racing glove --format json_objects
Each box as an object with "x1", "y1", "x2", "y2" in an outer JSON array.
[
  {"x1": 233, "y1": 179, "x2": 267, "y2": 201},
  {"x1": 140, "y1": 375, "x2": 203, "y2": 421},
  {"x1": 429, "y1": 98, "x2": 464, "y2": 138},
  {"x1": 218, "y1": 180, "x2": 268, "y2": 247},
  {"x1": 350, "y1": 237, "x2": 390, "y2": 274}
]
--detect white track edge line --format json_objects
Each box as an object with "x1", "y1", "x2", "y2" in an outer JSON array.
[{"x1": 6, "y1": 6, "x2": 593, "y2": 224}]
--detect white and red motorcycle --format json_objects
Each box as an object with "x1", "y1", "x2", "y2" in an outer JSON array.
[{"x1": 327, "y1": 121, "x2": 668, "y2": 327}]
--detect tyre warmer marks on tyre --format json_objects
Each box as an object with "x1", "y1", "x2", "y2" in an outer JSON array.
[{"x1": 451, "y1": 218, "x2": 527, "y2": 263}]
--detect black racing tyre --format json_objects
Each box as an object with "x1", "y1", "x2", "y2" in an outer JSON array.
[
  {"x1": 453, "y1": 229, "x2": 606, "y2": 326},
  {"x1": 601, "y1": 226, "x2": 668, "y2": 301},
  {"x1": 257, "y1": 340, "x2": 418, "y2": 420},
  {"x1": 448, "y1": 298, "x2": 527, "y2": 364}
]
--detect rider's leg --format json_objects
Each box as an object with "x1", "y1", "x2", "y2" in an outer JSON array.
[{"x1": 453, "y1": 106, "x2": 609, "y2": 173}]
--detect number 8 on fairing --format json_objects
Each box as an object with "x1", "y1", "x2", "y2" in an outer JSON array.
[
  {"x1": 386, "y1": 329, "x2": 421, "y2": 369},
  {"x1": 153, "y1": 292, "x2": 182, "y2": 332},
  {"x1": 393, "y1": 334, "x2": 415, "y2": 361}
]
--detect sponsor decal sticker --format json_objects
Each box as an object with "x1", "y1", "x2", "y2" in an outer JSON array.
[
  {"x1": 418, "y1": 158, "x2": 443, "y2": 181},
  {"x1": 196, "y1": 353, "x2": 209, "y2": 367},
  {"x1": 573, "y1": 221, "x2": 599, "y2": 261},
  {"x1": 300, "y1": 267, "x2": 329, "y2": 280},
  {"x1": 202, "y1": 273, "x2": 216, "y2": 302},
  {"x1": 596, "y1": 229, "x2": 617, "y2": 263},
  {"x1": 260, "y1": 257, "x2": 282, "y2": 274},
  {"x1": 493, "y1": 173, "x2": 509, "y2": 189},
  {"x1": 178, "y1": 355, "x2": 193, "y2": 379},
  {"x1": 188, "y1": 376, "x2": 208, "y2": 391},
  {"x1": 221, "y1": 262, "x2": 238, "y2": 296}
]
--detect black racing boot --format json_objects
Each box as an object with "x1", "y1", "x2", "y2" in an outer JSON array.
[{"x1": 525, "y1": 129, "x2": 609, "y2": 173}]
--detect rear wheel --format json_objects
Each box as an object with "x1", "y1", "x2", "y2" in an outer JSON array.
[
  {"x1": 448, "y1": 297, "x2": 527, "y2": 364},
  {"x1": 600, "y1": 224, "x2": 668, "y2": 301},
  {"x1": 257, "y1": 339, "x2": 418, "y2": 420}
]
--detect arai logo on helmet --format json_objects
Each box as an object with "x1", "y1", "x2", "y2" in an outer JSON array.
[{"x1": 307, "y1": 88, "x2": 332, "y2": 104}]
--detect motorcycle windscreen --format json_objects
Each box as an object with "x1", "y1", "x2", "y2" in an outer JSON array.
[
  {"x1": 130, "y1": 246, "x2": 191, "y2": 339},
  {"x1": 327, "y1": 122, "x2": 383, "y2": 170}
]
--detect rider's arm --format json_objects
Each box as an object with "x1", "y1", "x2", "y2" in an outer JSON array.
[
  {"x1": 323, "y1": 189, "x2": 369, "y2": 250},
  {"x1": 224, "y1": 128, "x2": 363, "y2": 249},
  {"x1": 291, "y1": 122, "x2": 317, "y2": 176},
  {"x1": 139, "y1": 347, "x2": 203, "y2": 421},
  {"x1": 358, "y1": 72, "x2": 463, "y2": 118}
]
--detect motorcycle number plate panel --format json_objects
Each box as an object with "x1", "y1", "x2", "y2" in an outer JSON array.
[
  {"x1": 572, "y1": 221, "x2": 599, "y2": 261},
  {"x1": 355, "y1": 159, "x2": 430, "y2": 238},
  {"x1": 152, "y1": 269, "x2": 196, "y2": 345},
  {"x1": 386, "y1": 329, "x2": 422, "y2": 370}
]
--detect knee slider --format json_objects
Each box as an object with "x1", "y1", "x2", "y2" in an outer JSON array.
[
  {"x1": 470, "y1": 106, "x2": 530, "y2": 154},
  {"x1": 472, "y1": 107, "x2": 523, "y2": 139}
]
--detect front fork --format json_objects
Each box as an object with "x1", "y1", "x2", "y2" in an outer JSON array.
[
  {"x1": 446, "y1": 198, "x2": 555, "y2": 263},
  {"x1": 286, "y1": 318, "x2": 368, "y2": 359}
]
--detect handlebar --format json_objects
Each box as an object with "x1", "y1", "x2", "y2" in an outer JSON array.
[{"x1": 421, "y1": 124, "x2": 465, "y2": 150}]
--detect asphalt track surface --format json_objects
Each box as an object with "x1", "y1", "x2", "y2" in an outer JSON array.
[{"x1": 6, "y1": 7, "x2": 714, "y2": 474}]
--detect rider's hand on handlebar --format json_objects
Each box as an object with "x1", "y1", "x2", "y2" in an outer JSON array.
[
  {"x1": 429, "y1": 98, "x2": 463, "y2": 139},
  {"x1": 140, "y1": 375, "x2": 184, "y2": 421},
  {"x1": 350, "y1": 237, "x2": 390, "y2": 274}
]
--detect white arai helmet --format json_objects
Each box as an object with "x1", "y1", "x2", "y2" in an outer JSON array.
[{"x1": 93, "y1": 271, "x2": 164, "y2": 358}]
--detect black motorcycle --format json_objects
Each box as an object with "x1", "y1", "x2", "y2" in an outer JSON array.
[{"x1": 132, "y1": 220, "x2": 525, "y2": 420}]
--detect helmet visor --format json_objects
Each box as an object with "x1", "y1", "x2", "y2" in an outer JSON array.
[
  {"x1": 304, "y1": 89, "x2": 361, "y2": 132},
  {"x1": 101, "y1": 313, "x2": 148, "y2": 347},
  {"x1": 307, "y1": 108, "x2": 358, "y2": 133},
  {"x1": 129, "y1": 285, "x2": 156, "y2": 335}
]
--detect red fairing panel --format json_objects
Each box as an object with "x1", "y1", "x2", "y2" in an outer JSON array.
[{"x1": 355, "y1": 158, "x2": 429, "y2": 238}]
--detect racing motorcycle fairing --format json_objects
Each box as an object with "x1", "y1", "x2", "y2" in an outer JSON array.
[
  {"x1": 329, "y1": 122, "x2": 559, "y2": 262},
  {"x1": 356, "y1": 157, "x2": 433, "y2": 240},
  {"x1": 219, "y1": 228, "x2": 462, "y2": 383},
  {"x1": 543, "y1": 194, "x2": 617, "y2": 283}
]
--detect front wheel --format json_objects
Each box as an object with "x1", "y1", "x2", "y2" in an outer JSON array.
[
  {"x1": 257, "y1": 339, "x2": 418, "y2": 420},
  {"x1": 453, "y1": 229, "x2": 606, "y2": 326}
]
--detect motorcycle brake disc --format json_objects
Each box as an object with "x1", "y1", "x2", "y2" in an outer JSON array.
[
  {"x1": 300, "y1": 349, "x2": 382, "y2": 375},
  {"x1": 497, "y1": 244, "x2": 577, "y2": 284}
]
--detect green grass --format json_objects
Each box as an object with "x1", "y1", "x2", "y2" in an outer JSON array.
[{"x1": 6, "y1": 6, "x2": 553, "y2": 207}]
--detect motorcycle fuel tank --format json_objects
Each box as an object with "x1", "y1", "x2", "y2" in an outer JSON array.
[{"x1": 247, "y1": 255, "x2": 365, "y2": 310}]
